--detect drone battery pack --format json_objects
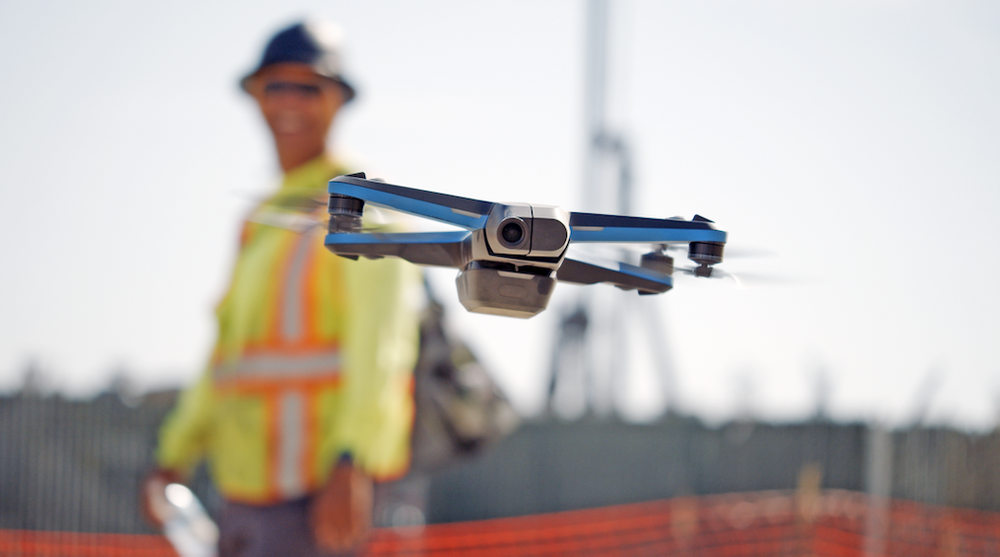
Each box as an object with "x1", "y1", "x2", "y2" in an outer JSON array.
[{"x1": 456, "y1": 267, "x2": 556, "y2": 319}]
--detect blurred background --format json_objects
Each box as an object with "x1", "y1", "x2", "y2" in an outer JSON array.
[{"x1": 2, "y1": 0, "x2": 999, "y2": 554}]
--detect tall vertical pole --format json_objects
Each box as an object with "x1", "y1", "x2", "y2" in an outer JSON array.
[
  {"x1": 583, "y1": 0, "x2": 610, "y2": 213},
  {"x1": 584, "y1": 0, "x2": 614, "y2": 416},
  {"x1": 864, "y1": 424, "x2": 893, "y2": 556},
  {"x1": 551, "y1": 0, "x2": 675, "y2": 419},
  {"x1": 549, "y1": 0, "x2": 612, "y2": 419}
]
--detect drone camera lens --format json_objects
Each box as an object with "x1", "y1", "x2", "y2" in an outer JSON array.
[{"x1": 500, "y1": 220, "x2": 526, "y2": 247}]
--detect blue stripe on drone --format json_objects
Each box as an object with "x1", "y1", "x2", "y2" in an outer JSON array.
[
  {"x1": 324, "y1": 230, "x2": 471, "y2": 246},
  {"x1": 570, "y1": 227, "x2": 727, "y2": 243},
  {"x1": 329, "y1": 182, "x2": 489, "y2": 230}
]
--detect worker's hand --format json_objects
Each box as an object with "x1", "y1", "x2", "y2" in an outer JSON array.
[
  {"x1": 310, "y1": 460, "x2": 374, "y2": 552},
  {"x1": 140, "y1": 467, "x2": 184, "y2": 529}
]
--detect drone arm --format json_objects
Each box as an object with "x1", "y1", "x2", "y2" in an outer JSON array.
[
  {"x1": 557, "y1": 256, "x2": 673, "y2": 294},
  {"x1": 329, "y1": 175, "x2": 494, "y2": 230},
  {"x1": 568, "y1": 212, "x2": 728, "y2": 244},
  {"x1": 324, "y1": 231, "x2": 471, "y2": 268}
]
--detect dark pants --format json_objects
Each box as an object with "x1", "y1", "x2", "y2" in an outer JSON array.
[{"x1": 218, "y1": 498, "x2": 356, "y2": 557}]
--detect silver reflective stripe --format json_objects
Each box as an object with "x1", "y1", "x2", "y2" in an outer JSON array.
[
  {"x1": 277, "y1": 391, "x2": 306, "y2": 498},
  {"x1": 282, "y1": 232, "x2": 315, "y2": 342},
  {"x1": 214, "y1": 351, "x2": 341, "y2": 379}
]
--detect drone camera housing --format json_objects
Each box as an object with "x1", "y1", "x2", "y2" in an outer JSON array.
[
  {"x1": 527, "y1": 205, "x2": 571, "y2": 257},
  {"x1": 484, "y1": 203, "x2": 571, "y2": 258}
]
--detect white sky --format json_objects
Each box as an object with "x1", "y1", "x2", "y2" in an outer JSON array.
[{"x1": 1, "y1": 0, "x2": 998, "y2": 430}]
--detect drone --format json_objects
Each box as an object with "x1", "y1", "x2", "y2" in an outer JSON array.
[{"x1": 324, "y1": 173, "x2": 728, "y2": 318}]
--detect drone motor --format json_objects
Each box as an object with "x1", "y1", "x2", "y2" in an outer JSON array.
[
  {"x1": 327, "y1": 194, "x2": 365, "y2": 233},
  {"x1": 640, "y1": 251, "x2": 674, "y2": 276},
  {"x1": 687, "y1": 241, "x2": 725, "y2": 277}
]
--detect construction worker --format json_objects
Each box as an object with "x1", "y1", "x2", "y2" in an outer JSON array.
[{"x1": 142, "y1": 19, "x2": 421, "y2": 555}]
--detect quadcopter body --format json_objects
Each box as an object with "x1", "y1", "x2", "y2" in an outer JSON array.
[{"x1": 324, "y1": 173, "x2": 727, "y2": 318}]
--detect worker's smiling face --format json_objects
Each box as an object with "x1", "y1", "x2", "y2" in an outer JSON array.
[{"x1": 247, "y1": 63, "x2": 345, "y2": 155}]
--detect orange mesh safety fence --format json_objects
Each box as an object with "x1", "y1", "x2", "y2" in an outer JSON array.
[
  {"x1": 363, "y1": 490, "x2": 1000, "y2": 556},
  {"x1": 364, "y1": 491, "x2": 804, "y2": 556},
  {"x1": 5, "y1": 490, "x2": 1000, "y2": 556},
  {"x1": 0, "y1": 529, "x2": 176, "y2": 557}
]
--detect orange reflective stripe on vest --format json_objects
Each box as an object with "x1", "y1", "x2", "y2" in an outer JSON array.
[{"x1": 212, "y1": 228, "x2": 343, "y2": 500}]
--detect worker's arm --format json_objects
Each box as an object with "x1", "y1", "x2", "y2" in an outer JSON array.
[
  {"x1": 141, "y1": 370, "x2": 214, "y2": 527},
  {"x1": 310, "y1": 255, "x2": 420, "y2": 551},
  {"x1": 333, "y1": 255, "x2": 422, "y2": 479},
  {"x1": 154, "y1": 369, "x2": 215, "y2": 477}
]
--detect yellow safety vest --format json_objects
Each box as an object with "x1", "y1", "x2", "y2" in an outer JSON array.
[{"x1": 156, "y1": 156, "x2": 421, "y2": 504}]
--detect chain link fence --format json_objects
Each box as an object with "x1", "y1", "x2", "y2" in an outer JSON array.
[{"x1": 2, "y1": 388, "x2": 1000, "y2": 554}]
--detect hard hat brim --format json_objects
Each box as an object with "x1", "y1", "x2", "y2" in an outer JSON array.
[{"x1": 239, "y1": 68, "x2": 356, "y2": 103}]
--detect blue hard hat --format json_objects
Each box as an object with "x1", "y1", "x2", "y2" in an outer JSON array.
[{"x1": 240, "y1": 20, "x2": 357, "y2": 102}]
